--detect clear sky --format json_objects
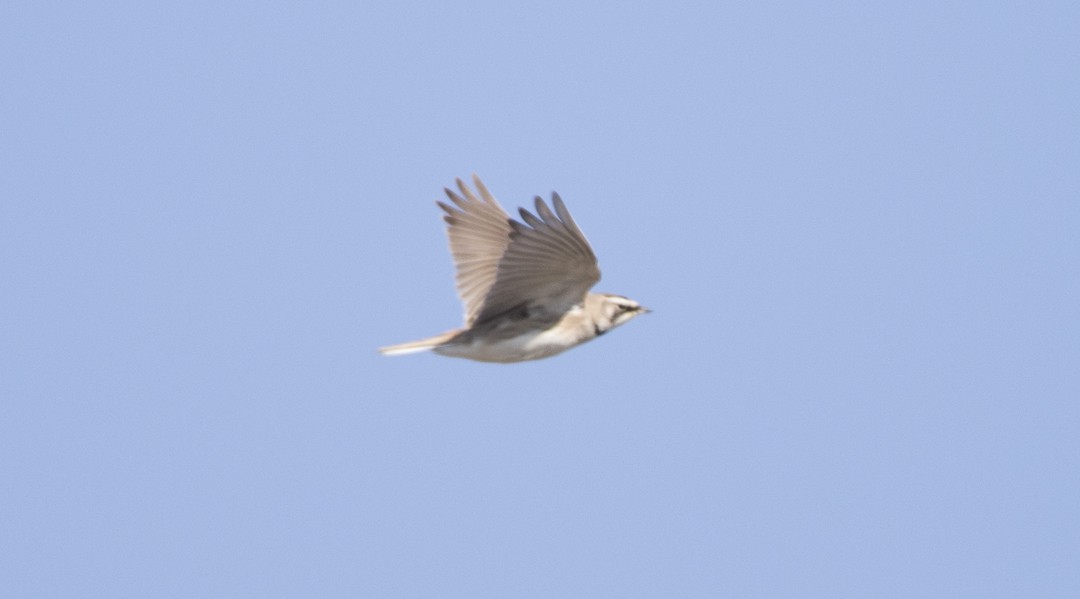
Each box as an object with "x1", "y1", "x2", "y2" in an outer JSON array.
[{"x1": 3, "y1": 1, "x2": 1078, "y2": 597}]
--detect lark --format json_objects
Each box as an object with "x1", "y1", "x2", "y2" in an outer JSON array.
[{"x1": 379, "y1": 175, "x2": 648, "y2": 362}]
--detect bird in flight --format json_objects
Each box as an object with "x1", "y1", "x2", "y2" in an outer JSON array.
[{"x1": 379, "y1": 175, "x2": 649, "y2": 363}]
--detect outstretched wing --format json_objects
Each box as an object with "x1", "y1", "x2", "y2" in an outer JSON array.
[
  {"x1": 471, "y1": 192, "x2": 601, "y2": 324},
  {"x1": 437, "y1": 175, "x2": 513, "y2": 326}
]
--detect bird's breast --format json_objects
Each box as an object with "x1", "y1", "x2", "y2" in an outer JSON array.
[{"x1": 434, "y1": 312, "x2": 592, "y2": 363}]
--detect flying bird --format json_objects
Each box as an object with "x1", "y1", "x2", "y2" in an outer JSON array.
[{"x1": 379, "y1": 175, "x2": 649, "y2": 363}]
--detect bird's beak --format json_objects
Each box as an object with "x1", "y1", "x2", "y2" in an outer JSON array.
[{"x1": 640, "y1": 306, "x2": 652, "y2": 314}]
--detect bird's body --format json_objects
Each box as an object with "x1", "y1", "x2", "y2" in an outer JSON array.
[
  {"x1": 439, "y1": 307, "x2": 587, "y2": 363},
  {"x1": 379, "y1": 176, "x2": 647, "y2": 363}
]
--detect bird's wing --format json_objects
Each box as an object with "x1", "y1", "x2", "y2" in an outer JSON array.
[
  {"x1": 472, "y1": 192, "x2": 601, "y2": 324},
  {"x1": 437, "y1": 175, "x2": 514, "y2": 326}
]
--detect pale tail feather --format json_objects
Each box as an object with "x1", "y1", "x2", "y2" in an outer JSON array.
[{"x1": 378, "y1": 330, "x2": 459, "y2": 356}]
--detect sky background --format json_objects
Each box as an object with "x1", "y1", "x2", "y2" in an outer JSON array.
[{"x1": 3, "y1": 1, "x2": 1079, "y2": 597}]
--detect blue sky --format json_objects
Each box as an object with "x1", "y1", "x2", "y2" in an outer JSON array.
[{"x1": 3, "y1": 1, "x2": 1078, "y2": 596}]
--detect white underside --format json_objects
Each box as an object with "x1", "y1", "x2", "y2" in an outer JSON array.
[{"x1": 434, "y1": 326, "x2": 585, "y2": 363}]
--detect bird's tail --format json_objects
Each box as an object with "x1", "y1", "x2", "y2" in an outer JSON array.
[{"x1": 378, "y1": 330, "x2": 459, "y2": 356}]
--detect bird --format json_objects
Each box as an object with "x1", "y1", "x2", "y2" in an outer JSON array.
[{"x1": 378, "y1": 175, "x2": 649, "y2": 363}]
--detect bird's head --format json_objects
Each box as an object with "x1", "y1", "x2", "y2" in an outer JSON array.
[{"x1": 588, "y1": 293, "x2": 650, "y2": 330}]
